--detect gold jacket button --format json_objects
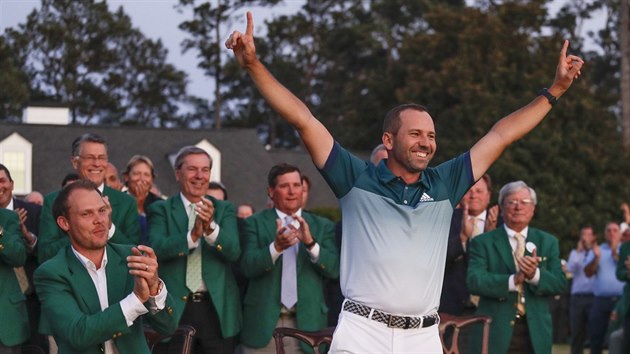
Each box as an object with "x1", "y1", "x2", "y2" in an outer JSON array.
[
  {"x1": 181, "y1": 295, "x2": 188, "y2": 301},
  {"x1": 0, "y1": 244, "x2": 4, "y2": 251},
  {"x1": 216, "y1": 245, "x2": 223, "y2": 252},
  {"x1": 178, "y1": 252, "x2": 185, "y2": 257},
  {"x1": 167, "y1": 307, "x2": 174, "y2": 315}
]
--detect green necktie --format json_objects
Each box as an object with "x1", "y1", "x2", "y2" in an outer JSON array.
[{"x1": 186, "y1": 203, "x2": 203, "y2": 292}]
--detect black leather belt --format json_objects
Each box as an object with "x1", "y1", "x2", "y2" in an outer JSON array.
[
  {"x1": 188, "y1": 292, "x2": 209, "y2": 303},
  {"x1": 343, "y1": 300, "x2": 439, "y2": 329}
]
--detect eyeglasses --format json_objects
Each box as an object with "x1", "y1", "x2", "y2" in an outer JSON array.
[
  {"x1": 77, "y1": 155, "x2": 108, "y2": 163},
  {"x1": 504, "y1": 199, "x2": 534, "y2": 207}
]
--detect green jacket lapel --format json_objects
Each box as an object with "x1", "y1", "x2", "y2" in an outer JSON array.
[
  {"x1": 105, "y1": 245, "x2": 132, "y2": 306},
  {"x1": 170, "y1": 196, "x2": 188, "y2": 234},
  {"x1": 65, "y1": 247, "x2": 103, "y2": 315},
  {"x1": 492, "y1": 228, "x2": 516, "y2": 273},
  {"x1": 524, "y1": 230, "x2": 541, "y2": 257}
]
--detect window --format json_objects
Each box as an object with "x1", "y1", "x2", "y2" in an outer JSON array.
[{"x1": 0, "y1": 132, "x2": 33, "y2": 195}]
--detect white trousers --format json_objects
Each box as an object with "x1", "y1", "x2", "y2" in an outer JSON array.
[{"x1": 329, "y1": 309, "x2": 442, "y2": 354}]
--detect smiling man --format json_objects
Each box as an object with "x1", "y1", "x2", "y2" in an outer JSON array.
[
  {"x1": 148, "y1": 146, "x2": 241, "y2": 354},
  {"x1": 38, "y1": 134, "x2": 140, "y2": 263},
  {"x1": 227, "y1": 12, "x2": 583, "y2": 353},
  {"x1": 239, "y1": 163, "x2": 339, "y2": 354},
  {"x1": 467, "y1": 181, "x2": 567, "y2": 354}
]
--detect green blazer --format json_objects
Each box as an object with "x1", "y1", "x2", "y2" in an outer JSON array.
[
  {"x1": 467, "y1": 227, "x2": 567, "y2": 354},
  {"x1": 148, "y1": 195, "x2": 242, "y2": 338},
  {"x1": 0, "y1": 209, "x2": 29, "y2": 346},
  {"x1": 38, "y1": 186, "x2": 141, "y2": 263},
  {"x1": 239, "y1": 208, "x2": 339, "y2": 348},
  {"x1": 34, "y1": 243, "x2": 178, "y2": 354},
  {"x1": 617, "y1": 242, "x2": 630, "y2": 317}
]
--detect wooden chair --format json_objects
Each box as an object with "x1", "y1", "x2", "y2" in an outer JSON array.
[
  {"x1": 144, "y1": 324, "x2": 196, "y2": 354},
  {"x1": 273, "y1": 326, "x2": 335, "y2": 354},
  {"x1": 438, "y1": 313, "x2": 492, "y2": 354}
]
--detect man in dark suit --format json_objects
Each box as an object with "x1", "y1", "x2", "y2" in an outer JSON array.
[
  {"x1": 440, "y1": 174, "x2": 499, "y2": 316},
  {"x1": 239, "y1": 163, "x2": 339, "y2": 354},
  {"x1": 0, "y1": 208, "x2": 29, "y2": 353},
  {"x1": 0, "y1": 164, "x2": 47, "y2": 351},
  {"x1": 467, "y1": 180, "x2": 567, "y2": 354},
  {"x1": 34, "y1": 180, "x2": 178, "y2": 354},
  {"x1": 38, "y1": 133, "x2": 140, "y2": 263},
  {"x1": 148, "y1": 146, "x2": 241, "y2": 354}
]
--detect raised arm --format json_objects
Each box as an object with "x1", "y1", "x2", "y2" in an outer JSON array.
[
  {"x1": 469, "y1": 40, "x2": 584, "y2": 181},
  {"x1": 226, "y1": 12, "x2": 333, "y2": 169}
]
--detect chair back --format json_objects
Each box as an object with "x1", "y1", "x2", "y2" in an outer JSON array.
[
  {"x1": 273, "y1": 326, "x2": 334, "y2": 354},
  {"x1": 144, "y1": 324, "x2": 196, "y2": 354},
  {"x1": 438, "y1": 313, "x2": 492, "y2": 354}
]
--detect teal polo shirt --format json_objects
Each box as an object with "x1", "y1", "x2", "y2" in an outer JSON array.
[{"x1": 320, "y1": 142, "x2": 473, "y2": 315}]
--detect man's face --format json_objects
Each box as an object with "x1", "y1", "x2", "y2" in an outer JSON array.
[
  {"x1": 268, "y1": 171, "x2": 303, "y2": 215},
  {"x1": 463, "y1": 178, "x2": 491, "y2": 217},
  {"x1": 175, "y1": 153, "x2": 211, "y2": 203},
  {"x1": 501, "y1": 188, "x2": 535, "y2": 231},
  {"x1": 0, "y1": 170, "x2": 14, "y2": 208},
  {"x1": 105, "y1": 163, "x2": 123, "y2": 191},
  {"x1": 207, "y1": 188, "x2": 225, "y2": 200},
  {"x1": 605, "y1": 223, "x2": 621, "y2": 244},
  {"x1": 385, "y1": 109, "x2": 436, "y2": 174},
  {"x1": 580, "y1": 227, "x2": 595, "y2": 247},
  {"x1": 57, "y1": 188, "x2": 110, "y2": 255},
  {"x1": 71, "y1": 142, "x2": 108, "y2": 186}
]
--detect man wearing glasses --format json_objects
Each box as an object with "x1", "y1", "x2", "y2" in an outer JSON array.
[
  {"x1": 38, "y1": 133, "x2": 140, "y2": 263},
  {"x1": 467, "y1": 180, "x2": 567, "y2": 354}
]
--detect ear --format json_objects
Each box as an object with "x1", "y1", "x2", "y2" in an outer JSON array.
[
  {"x1": 57, "y1": 216, "x2": 70, "y2": 233},
  {"x1": 70, "y1": 156, "x2": 79, "y2": 171},
  {"x1": 267, "y1": 186, "x2": 274, "y2": 200},
  {"x1": 382, "y1": 132, "x2": 394, "y2": 150}
]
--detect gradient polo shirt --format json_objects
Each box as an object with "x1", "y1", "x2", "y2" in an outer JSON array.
[{"x1": 320, "y1": 142, "x2": 473, "y2": 315}]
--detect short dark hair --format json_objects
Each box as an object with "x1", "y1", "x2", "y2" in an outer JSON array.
[
  {"x1": 53, "y1": 180, "x2": 102, "y2": 220},
  {"x1": 71, "y1": 133, "x2": 107, "y2": 157},
  {"x1": 208, "y1": 181, "x2": 228, "y2": 200},
  {"x1": 174, "y1": 146, "x2": 212, "y2": 170},
  {"x1": 61, "y1": 173, "x2": 80, "y2": 188},
  {"x1": 478, "y1": 174, "x2": 492, "y2": 192},
  {"x1": 300, "y1": 174, "x2": 311, "y2": 190},
  {"x1": 268, "y1": 163, "x2": 301, "y2": 188},
  {"x1": 383, "y1": 103, "x2": 429, "y2": 135},
  {"x1": 0, "y1": 164, "x2": 13, "y2": 182}
]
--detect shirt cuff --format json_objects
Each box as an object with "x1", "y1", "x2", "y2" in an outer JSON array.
[
  {"x1": 306, "y1": 243, "x2": 320, "y2": 262},
  {"x1": 145, "y1": 279, "x2": 168, "y2": 315},
  {"x1": 525, "y1": 268, "x2": 541, "y2": 286},
  {"x1": 269, "y1": 242, "x2": 281, "y2": 263},
  {"x1": 108, "y1": 223, "x2": 116, "y2": 240},
  {"x1": 203, "y1": 224, "x2": 220, "y2": 245},
  {"x1": 25, "y1": 233, "x2": 37, "y2": 253},
  {"x1": 121, "y1": 292, "x2": 149, "y2": 326},
  {"x1": 509, "y1": 275, "x2": 518, "y2": 292}
]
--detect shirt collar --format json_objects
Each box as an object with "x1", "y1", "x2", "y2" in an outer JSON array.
[
  {"x1": 97, "y1": 183, "x2": 104, "y2": 193},
  {"x1": 275, "y1": 208, "x2": 302, "y2": 222},
  {"x1": 71, "y1": 246, "x2": 108, "y2": 271},
  {"x1": 470, "y1": 209, "x2": 487, "y2": 221},
  {"x1": 375, "y1": 160, "x2": 429, "y2": 189},
  {"x1": 6, "y1": 198, "x2": 14, "y2": 211},
  {"x1": 504, "y1": 224, "x2": 529, "y2": 239},
  {"x1": 180, "y1": 193, "x2": 198, "y2": 216}
]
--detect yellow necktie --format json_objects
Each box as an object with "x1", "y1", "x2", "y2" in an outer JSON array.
[{"x1": 514, "y1": 233, "x2": 526, "y2": 316}]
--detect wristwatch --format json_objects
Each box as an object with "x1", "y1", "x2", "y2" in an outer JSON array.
[{"x1": 538, "y1": 88, "x2": 558, "y2": 106}]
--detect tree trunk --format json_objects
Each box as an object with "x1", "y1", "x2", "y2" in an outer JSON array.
[
  {"x1": 621, "y1": 0, "x2": 630, "y2": 149},
  {"x1": 213, "y1": 0, "x2": 223, "y2": 130}
]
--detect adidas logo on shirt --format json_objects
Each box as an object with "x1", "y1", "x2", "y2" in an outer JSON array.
[{"x1": 420, "y1": 193, "x2": 434, "y2": 202}]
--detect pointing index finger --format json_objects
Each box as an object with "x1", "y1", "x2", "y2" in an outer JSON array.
[
  {"x1": 559, "y1": 39, "x2": 568, "y2": 63},
  {"x1": 246, "y1": 11, "x2": 254, "y2": 36}
]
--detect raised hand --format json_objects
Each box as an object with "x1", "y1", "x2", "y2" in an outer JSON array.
[
  {"x1": 459, "y1": 203, "x2": 473, "y2": 244},
  {"x1": 551, "y1": 40, "x2": 584, "y2": 94},
  {"x1": 225, "y1": 12, "x2": 257, "y2": 68},
  {"x1": 273, "y1": 218, "x2": 299, "y2": 252},
  {"x1": 293, "y1": 214, "x2": 314, "y2": 246},
  {"x1": 128, "y1": 245, "x2": 160, "y2": 301},
  {"x1": 485, "y1": 205, "x2": 499, "y2": 232}
]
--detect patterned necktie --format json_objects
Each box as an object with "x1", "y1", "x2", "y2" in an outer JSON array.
[
  {"x1": 281, "y1": 216, "x2": 298, "y2": 309},
  {"x1": 186, "y1": 203, "x2": 203, "y2": 292},
  {"x1": 14, "y1": 267, "x2": 30, "y2": 294},
  {"x1": 514, "y1": 233, "x2": 526, "y2": 316}
]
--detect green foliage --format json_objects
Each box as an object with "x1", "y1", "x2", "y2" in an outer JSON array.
[{"x1": 1, "y1": 0, "x2": 190, "y2": 126}]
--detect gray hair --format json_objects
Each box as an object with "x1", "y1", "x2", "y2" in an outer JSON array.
[
  {"x1": 71, "y1": 133, "x2": 107, "y2": 157},
  {"x1": 498, "y1": 180, "x2": 537, "y2": 206},
  {"x1": 174, "y1": 146, "x2": 212, "y2": 170}
]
